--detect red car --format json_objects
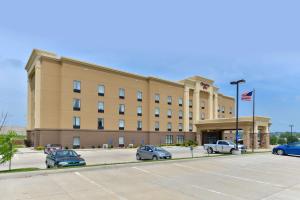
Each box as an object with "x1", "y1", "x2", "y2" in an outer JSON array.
[{"x1": 44, "y1": 144, "x2": 62, "y2": 154}]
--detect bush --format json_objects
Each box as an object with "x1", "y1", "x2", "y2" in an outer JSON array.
[
  {"x1": 287, "y1": 135, "x2": 299, "y2": 144},
  {"x1": 24, "y1": 139, "x2": 32, "y2": 147},
  {"x1": 184, "y1": 140, "x2": 198, "y2": 147},
  {"x1": 64, "y1": 146, "x2": 69, "y2": 149},
  {"x1": 35, "y1": 146, "x2": 45, "y2": 151},
  {"x1": 278, "y1": 138, "x2": 286, "y2": 145},
  {"x1": 270, "y1": 135, "x2": 278, "y2": 145}
]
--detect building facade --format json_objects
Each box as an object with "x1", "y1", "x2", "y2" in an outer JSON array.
[{"x1": 26, "y1": 49, "x2": 270, "y2": 149}]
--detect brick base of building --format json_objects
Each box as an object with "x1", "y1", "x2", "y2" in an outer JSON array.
[{"x1": 27, "y1": 129, "x2": 196, "y2": 148}]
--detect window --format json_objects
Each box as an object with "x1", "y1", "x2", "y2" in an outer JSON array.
[
  {"x1": 119, "y1": 88, "x2": 125, "y2": 99},
  {"x1": 178, "y1": 123, "x2": 183, "y2": 132},
  {"x1": 137, "y1": 120, "x2": 142, "y2": 131},
  {"x1": 218, "y1": 105, "x2": 221, "y2": 112},
  {"x1": 229, "y1": 107, "x2": 233, "y2": 114},
  {"x1": 189, "y1": 99, "x2": 193, "y2": 108},
  {"x1": 189, "y1": 111, "x2": 193, "y2": 120},
  {"x1": 176, "y1": 135, "x2": 184, "y2": 144},
  {"x1": 178, "y1": 110, "x2": 183, "y2": 119},
  {"x1": 98, "y1": 101, "x2": 104, "y2": 113},
  {"x1": 73, "y1": 137, "x2": 80, "y2": 149},
  {"x1": 98, "y1": 85, "x2": 105, "y2": 96},
  {"x1": 137, "y1": 91, "x2": 143, "y2": 101},
  {"x1": 167, "y1": 109, "x2": 172, "y2": 118},
  {"x1": 222, "y1": 106, "x2": 225, "y2": 113},
  {"x1": 178, "y1": 97, "x2": 183, "y2": 106},
  {"x1": 137, "y1": 106, "x2": 142, "y2": 116},
  {"x1": 167, "y1": 96, "x2": 172, "y2": 105},
  {"x1": 201, "y1": 112, "x2": 205, "y2": 120},
  {"x1": 155, "y1": 107, "x2": 160, "y2": 117},
  {"x1": 73, "y1": 80, "x2": 81, "y2": 93},
  {"x1": 165, "y1": 135, "x2": 173, "y2": 144},
  {"x1": 155, "y1": 121, "x2": 159, "y2": 131},
  {"x1": 167, "y1": 122, "x2": 172, "y2": 131},
  {"x1": 73, "y1": 99, "x2": 81, "y2": 111},
  {"x1": 201, "y1": 101, "x2": 205, "y2": 109},
  {"x1": 119, "y1": 104, "x2": 125, "y2": 115},
  {"x1": 119, "y1": 119, "x2": 125, "y2": 130},
  {"x1": 73, "y1": 116, "x2": 80, "y2": 129},
  {"x1": 98, "y1": 118, "x2": 104, "y2": 129},
  {"x1": 155, "y1": 93, "x2": 160, "y2": 103},
  {"x1": 189, "y1": 124, "x2": 193, "y2": 132}
]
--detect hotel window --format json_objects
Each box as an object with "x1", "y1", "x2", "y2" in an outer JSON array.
[
  {"x1": 178, "y1": 110, "x2": 183, "y2": 119},
  {"x1": 98, "y1": 85, "x2": 105, "y2": 96},
  {"x1": 167, "y1": 122, "x2": 172, "y2": 131},
  {"x1": 178, "y1": 97, "x2": 183, "y2": 106},
  {"x1": 119, "y1": 88, "x2": 125, "y2": 99},
  {"x1": 218, "y1": 105, "x2": 221, "y2": 112},
  {"x1": 73, "y1": 80, "x2": 81, "y2": 93},
  {"x1": 155, "y1": 93, "x2": 160, "y2": 103},
  {"x1": 137, "y1": 91, "x2": 143, "y2": 101},
  {"x1": 119, "y1": 104, "x2": 125, "y2": 115},
  {"x1": 167, "y1": 96, "x2": 172, "y2": 105},
  {"x1": 178, "y1": 123, "x2": 183, "y2": 132},
  {"x1": 155, "y1": 107, "x2": 160, "y2": 117},
  {"x1": 165, "y1": 135, "x2": 173, "y2": 145},
  {"x1": 98, "y1": 101, "x2": 104, "y2": 113},
  {"x1": 155, "y1": 121, "x2": 160, "y2": 131},
  {"x1": 189, "y1": 99, "x2": 193, "y2": 108},
  {"x1": 189, "y1": 124, "x2": 193, "y2": 132},
  {"x1": 137, "y1": 106, "x2": 142, "y2": 116},
  {"x1": 201, "y1": 112, "x2": 205, "y2": 120},
  {"x1": 222, "y1": 106, "x2": 225, "y2": 113},
  {"x1": 119, "y1": 119, "x2": 125, "y2": 130},
  {"x1": 73, "y1": 116, "x2": 80, "y2": 129},
  {"x1": 229, "y1": 107, "x2": 233, "y2": 114},
  {"x1": 137, "y1": 120, "x2": 142, "y2": 131},
  {"x1": 189, "y1": 111, "x2": 193, "y2": 120},
  {"x1": 98, "y1": 118, "x2": 104, "y2": 130},
  {"x1": 176, "y1": 135, "x2": 184, "y2": 144},
  {"x1": 201, "y1": 101, "x2": 205, "y2": 109},
  {"x1": 167, "y1": 109, "x2": 172, "y2": 118},
  {"x1": 73, "y1": 99, "x2": 81, "y2": 111}
]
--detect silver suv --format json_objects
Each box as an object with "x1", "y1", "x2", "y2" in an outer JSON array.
[{"x1": 136, "y1": 145, "x2": 172, "y2": 160}]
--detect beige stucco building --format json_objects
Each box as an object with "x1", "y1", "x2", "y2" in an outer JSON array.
[{"x1": 26, "y1": 49, "x2": 271, "y2": 149}]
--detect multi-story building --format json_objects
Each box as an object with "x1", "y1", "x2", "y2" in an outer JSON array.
[{"x1": 26, "y1": 49, "x2": 271, "y2": 149}]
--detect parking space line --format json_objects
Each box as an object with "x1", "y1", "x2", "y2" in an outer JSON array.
[
  {"x1": 173, "y1": 163, "x2": 286, "y2": 188},
  {"x1": 74, "y1": 172, "x2": 128, "y2": 200},
  {"x1": 260, "y1": 184, "x2": 300, "y2": 200}
]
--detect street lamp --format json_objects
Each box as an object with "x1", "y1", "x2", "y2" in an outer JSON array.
[
  {"x1": 230, "y1": 79, "x2": 246, "y2": 150},
  {"x1": 289, "y1": 124, "x2": 294, "y2": 137}
]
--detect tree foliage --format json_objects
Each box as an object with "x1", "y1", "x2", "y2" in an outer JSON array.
[
  {"x1": 270, "y1": 135, "x2": 278, "y2": 145},
  {"x1": 277, "y1": 137, "x2": 286, "y2": 145},
  {"x1": 0, "y1": 130, "x2": 18, "y2": 170}
]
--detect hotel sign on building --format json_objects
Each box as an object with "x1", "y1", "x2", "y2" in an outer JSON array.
[{"x1": 25, "y1": 49, "x2": 271, "y2": 149}]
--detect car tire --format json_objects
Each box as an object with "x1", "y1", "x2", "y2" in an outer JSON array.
[
  {"x1": 277, "y1": 149, "x2": 285, "y2": 156},
  {"x1": 136, "y1": 154, "x2": 141, "y2": 160},
  {"x1": 152, "y1": 156, "x2": 158, "y2": 160},
  {"x1": 230, "y1": 149, "x2": 235, "y2": 154},
  {"x1": 207, "y1": 147, "x2": 213, "y2": 154}
]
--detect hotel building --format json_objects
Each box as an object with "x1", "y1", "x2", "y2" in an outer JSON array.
[{"x1": 26, "y1": 50, "x2": 271, "y2": 149}]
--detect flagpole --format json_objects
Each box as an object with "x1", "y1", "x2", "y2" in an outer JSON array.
[{"x1": 252, "y1": 89, "x2": 255, "y2": 153}]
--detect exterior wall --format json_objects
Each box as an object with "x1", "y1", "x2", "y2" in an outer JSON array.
[{"x1": 217, "y1": 95, "x2": 235, "y2": 119}]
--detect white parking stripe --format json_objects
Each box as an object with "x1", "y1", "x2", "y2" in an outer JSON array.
[
  {"x1": 173, "y1": 163, "x2": 286, "y2": 188},
  {"x1": 74, "y1": 172, "x2": 128, "y2": 200},
  {"x1": 261, "y1": 184, "x2": 300, "y2": 200},
  {"x1": 132, "y1": 166, "x2": 246, "y2": 200}
]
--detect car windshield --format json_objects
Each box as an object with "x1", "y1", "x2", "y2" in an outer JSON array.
[
  {"x1": 153, "y1": 147, "x2": 164, "y2": 151},
  {"x1": 54, "y1": 150, "x2": 78, "y2": 157}
]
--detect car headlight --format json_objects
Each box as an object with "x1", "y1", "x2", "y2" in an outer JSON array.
[{"x1": 59, "y1": 162, "x2": 68, "y2": 166}]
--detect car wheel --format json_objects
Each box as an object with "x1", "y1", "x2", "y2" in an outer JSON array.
[
  {"x1": 277, "y1": 149, "x2": 285, "y2": 156},
  {"x1": 207, "y1": 147, "x2": 213, "y2": 154},
  {"x1": 136, "y1": 154, "x2": 141, "y2": 160},
  {"x1": 152, "y1": 156, "x2": 158, "y2": 160},
  {"x1": 230, "y1": 149, "x2": 235, "y2": 154}
]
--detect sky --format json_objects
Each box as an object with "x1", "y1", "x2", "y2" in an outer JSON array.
[{"x1": 0, "y1": 0, "x2": 299, "y2": 132}]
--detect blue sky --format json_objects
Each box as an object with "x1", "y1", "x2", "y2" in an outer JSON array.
[{"x1": 0, "y1": 0, "x2": 299, "y2": 132}]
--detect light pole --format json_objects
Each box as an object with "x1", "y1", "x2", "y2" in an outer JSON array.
[
  {"x1": 289, "y1": 124, "x2": 294, "y2": 137},
  {"x1": 230, "y1": 79, "x2": 246, "y2": 150}
]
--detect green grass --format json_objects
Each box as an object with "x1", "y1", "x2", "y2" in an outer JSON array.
[{"x1": 0, "y1": 167, "x2": 40, "y2": 174}]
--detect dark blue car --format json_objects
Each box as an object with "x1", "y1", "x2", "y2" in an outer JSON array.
[
  {"x1": 272, "y1": 142, "x2": 300, "y2": 156},
  {"x1": 46, "y1": 149, "x2": 86, "y2": 168}
]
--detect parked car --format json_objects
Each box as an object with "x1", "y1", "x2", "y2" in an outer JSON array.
[
  {"x1": 44, "y1": 144, "x2": 62, "y2": 154},
  {"x1": 204, "y1": 140, "x2": 246, "y2": 154},
  {"x1": 46, "y1": 149, "x2": 86, "y2": 168},
  {"x1": 272, "y1": 142, "x2": 300, "y2": 156},
  {"x1": 136, "y1": 145, "x2": 172, "y2": 160}
]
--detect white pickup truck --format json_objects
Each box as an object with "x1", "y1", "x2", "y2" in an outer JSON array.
[{"x1": 204, "y1": 140, "x2": 246, "y2": 154}]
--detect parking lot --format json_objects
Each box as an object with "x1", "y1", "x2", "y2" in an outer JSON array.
[
  {"x1": 0, "y1": 146, "x2": 208, "y2": 170},
  {"x1": 0, "y1": 153, "x2": 299, "y2": 200}
]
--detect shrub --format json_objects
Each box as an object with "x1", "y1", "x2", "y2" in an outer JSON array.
[
  {"x1": 35, "y1": 146, "x2": 45, "y2": 151},
  {"x1": 278, "y1": 138, "x2": 286, "y2": 145},
  {"x1": 270, "y1": 135, "x2": 278, "y2": 145},
  {"x1": 64, "y1": 146, "x2": 69, "y2": 149},
  {"x1": 287, "y1": 135, "x2": 299, "y2": 144}
]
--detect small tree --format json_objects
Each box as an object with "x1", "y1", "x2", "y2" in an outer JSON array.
[
  {"x1": 0, "y1": 131, "x2": 18, "y2": 170},
  {"x1": 287, "y1": 135, "x2": 299, "y2": 144},
  {"x1": 277, "y1": 137, "x2": 286, "y2": 145},
  {"x1": 270, "y1": 135, "x2": 278, "y2": 145}
]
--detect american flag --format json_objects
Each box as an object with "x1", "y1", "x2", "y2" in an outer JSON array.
[{"x1": 241, "y1": 91, "x2": 253, "y2": 101}]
